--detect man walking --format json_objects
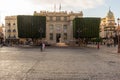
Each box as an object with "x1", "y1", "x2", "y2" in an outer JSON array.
[{"x1": 40, "y1": 42, "x2": 43, "y2": 52}]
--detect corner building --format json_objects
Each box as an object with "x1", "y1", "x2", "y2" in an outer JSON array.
[
  {"x1": 5, "y1": 16, "x2": 19, "y2": 44},
  {"x1": 100, "y1": 9, "x2": 116, "y2": 38},
  {"x1": 34, "y1": 11, "x2": 83, "y2": 44}
]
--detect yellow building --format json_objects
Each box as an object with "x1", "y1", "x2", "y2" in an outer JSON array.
[
  {"x1": 34, "y1": 11, "x2": 83, "y2": 44},
  {"x1": 100, "y1": 9, "x2": 116, "y2": 38}
]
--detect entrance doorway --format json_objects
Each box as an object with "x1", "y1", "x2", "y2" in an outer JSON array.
[{"x1": 56, "y1": 33, "x2": 61, "y2": 43}]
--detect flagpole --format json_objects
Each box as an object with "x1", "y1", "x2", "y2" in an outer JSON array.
[{"x1": 59, "y1": 4, "x2": 61, "y2": 12}]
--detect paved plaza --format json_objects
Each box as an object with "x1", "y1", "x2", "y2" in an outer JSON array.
[{"x1": 0, "y1": 45, "x2": 120, "y2": 80}]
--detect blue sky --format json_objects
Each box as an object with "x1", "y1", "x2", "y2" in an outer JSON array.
[
  {"x1": 83, "y1": 0, "x2": 120, "y2": 18},
  {"x1": 0, "y1": 0, "x2": 120, "y2": 24}
]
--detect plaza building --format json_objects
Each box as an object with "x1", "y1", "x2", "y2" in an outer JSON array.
[
  {"x1": 4, "y1": 11, "x2": 83, "y2": 45},
  {"x1": 100, "y1": 9, "x2": 117, "y2": 39},
  {"x1": 0, "y1": 26, "x2": 4, "y2": 44},
  {"x1": 5, "y1": 16, "x2": 19, "y2": 44},
  {"x1": 34, "y1": 11, "x2": 83, "y2": 44}
]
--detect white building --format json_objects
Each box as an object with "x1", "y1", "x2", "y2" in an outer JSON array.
[
  {"x1": 4, "y1": 10, "x2": 83, "y2": 45},
  {"x1": 34, "y1": 11, "x2": 83, "y2": 44}
]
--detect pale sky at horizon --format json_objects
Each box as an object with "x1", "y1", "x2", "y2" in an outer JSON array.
[{"x1": 0, "y1": 0, "x2": 120, "y2": 24}]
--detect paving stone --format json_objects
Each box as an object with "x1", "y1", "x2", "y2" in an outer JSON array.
[{"x1": 0, "y1": 46, "x2": 120, "y2": 80}]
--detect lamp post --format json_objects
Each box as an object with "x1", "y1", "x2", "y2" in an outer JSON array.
[{"x1": 117, "y1": 18, "x2": 120, "y2": 53}]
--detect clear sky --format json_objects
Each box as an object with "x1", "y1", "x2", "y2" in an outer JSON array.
[{"x1": 0, "y1": 0, "x2": 120, "y2": 24}]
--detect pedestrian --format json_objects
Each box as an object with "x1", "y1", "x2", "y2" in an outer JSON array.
[
  {"x1": 42, "y1": 42, "x2": 45, "y2": 51},
  {"x1": 40, "y1": 42, "x2": 43, "y2": 52},
  {"x1": 97, "y1": 42, "x2": 100, "y2": 49}
]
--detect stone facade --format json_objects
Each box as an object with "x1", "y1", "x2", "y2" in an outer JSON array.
[
  {"x1": 34, "y1": 11, "x2": 83, "y2": 44},
  {"x1": 4, "y1": 11, "x2": 83, "y2": 44},
  {"x1": 5, "y1": 16, "x2": 19, "y2": 43},
  {"x1": 0, "y1": 26, "x2": 4, "y2": 44}
]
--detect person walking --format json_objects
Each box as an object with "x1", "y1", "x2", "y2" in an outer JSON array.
[
  {"x1": 42, "y1": 42, "x2": 45, "y2": 51},
  {"x1": 40, "y1": 42, "x2": 43, "y2": 52}
]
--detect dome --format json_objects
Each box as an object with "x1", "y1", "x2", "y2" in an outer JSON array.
[{"x1": 106, "y1": 9, "x2": 114, "y2": 18}]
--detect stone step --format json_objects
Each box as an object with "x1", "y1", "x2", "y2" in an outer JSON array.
[{"x1": 56, "y1": 43, "x2": 68, "y2": 47}]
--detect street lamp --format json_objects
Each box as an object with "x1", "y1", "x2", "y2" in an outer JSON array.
[{"x1": 117, "y1": 18, "x2": 120, "y2": 53}]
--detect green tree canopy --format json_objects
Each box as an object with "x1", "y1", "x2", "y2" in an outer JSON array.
[
  {"x1": 17, "y1": 15, "x2": 46, "y2": 39},
  {"x1": 73, "y1": 17, "x2": 100, "y2": 39}
]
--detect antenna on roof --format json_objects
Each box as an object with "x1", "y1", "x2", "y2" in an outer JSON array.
[{"x1": 59, "y1": 3, "x2": 61, "y2": 12}]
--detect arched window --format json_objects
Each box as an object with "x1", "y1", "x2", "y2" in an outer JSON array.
[
  {"x1": 7, "y1": 29, "x2": 11, "y2": 32},
  {"x1": 13, "y1": 23, "x2": 15, "y2": 26},
  {"x1": 13, "y1": 29, "x2": 16, "y2": 32},
  {"x1": 13, "y1": 35, "x2": 16, "y2": 38}
]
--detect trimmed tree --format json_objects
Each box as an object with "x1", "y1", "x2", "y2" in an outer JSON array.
[
  {"x1": 73, "y1": 17, "x2": 101, "y2": 46},
  {"x1": 73, "y1": 17, "x2": 100, "y2": 39},
  {"x1": 17, "y1": 15, "x2": 46, "y2": 39}
]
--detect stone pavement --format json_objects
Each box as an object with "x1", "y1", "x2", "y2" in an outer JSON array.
[{"x1": 0, "y1": 46, "x2": 120, "y2": 80}]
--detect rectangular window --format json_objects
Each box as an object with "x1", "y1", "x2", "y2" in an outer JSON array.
[
  {"x1": 57, "y1": 26, "x2": 60, "y2": 32},
  {"x1": 56, "y1": 16, "x2": 61, "y2": 21},
  {"x1": 50, "y1": 16, "x2": 53, "y2": 21},
  {"x1": 64, "y1": 33, "x2": 67, "y2": 40},
  {"x1": 8, "y1": 35, "x2": 10, "y2": 38},
  {"x1": 63, "y1": 25, "x2": 67, "y2": 33},
  {"x1": 49, "y1": 24, "x2": 54, "y2": 33},
  {"x1": 64, "y1": 17, "x2": 67, "y2": 21},
  {"x1": 50, "y1": 33, "x2": 53, "y2": 40}
]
